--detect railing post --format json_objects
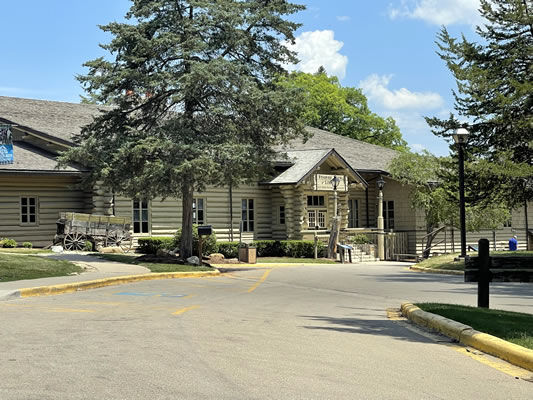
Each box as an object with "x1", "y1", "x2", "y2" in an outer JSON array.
[{"x1": 478, "y1": 238, "x2": 490, "y2": 308}]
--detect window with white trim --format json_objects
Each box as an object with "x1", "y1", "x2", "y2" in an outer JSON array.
[
  {"x1": 348, "y1": 199, "x2": 359, "y2": 228},
  {"x1": 383, "y1": 200, "x2": 394, "y2": 230},
  {"x1": 308, "y1": 209, "x2": 327, "y2": 230},
  {"x1": 133, "y1": 199, "x2": 150, "y2": 234},
  {"x1": 20, "y1": 196, "x2": 38, "y2": 225},
  {"x1": 307, "y1": 195, "x2": 325, "y2": 207},
  {"x1": 307, "y1": 195, "x2": 327, "y2": 229},
  {"x1": 242, "y1": 199, "x2": 254, "y2": 232},
  {"x1": 193, "y1": 198, "x2": 205, "y2": 225}
]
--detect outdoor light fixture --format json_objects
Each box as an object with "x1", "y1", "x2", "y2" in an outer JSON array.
[
  {"x1": 453, "y1": 127, "x2": 470, "y2": 144},
  {"x1": 330, "y1": 176, "x2": 341, "y2": 191},
  {"x1": 453, "y1": 127, "x2": 470, "y2": 258},
  {"x1": 377, "y1": 176, "x2": 385, "y2": 191},
  {"x1": 376, "y1": 175, "x2": 386, "y2": 260}
]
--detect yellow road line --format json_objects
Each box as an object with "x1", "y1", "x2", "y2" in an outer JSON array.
[
  {"x1": 247, "y1": 269, "x2": 273, "y2": 293},
  {"x1": 453, "y1": 346, "x2": 533, "y2": 379},
  {"x1": 172, "y1": 305, "x2": 200, "y2": 315},
  {"x1": 48, "y1": 308, "x2": 95, "y2": 313}
]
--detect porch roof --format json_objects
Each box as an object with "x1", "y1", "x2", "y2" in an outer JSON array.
[
  {"x1": 269, "y1": 148, "x2": 367, "y2": 187},
  {"x1": 0, "y1": 141, "x2": 87, "y2": 174}
]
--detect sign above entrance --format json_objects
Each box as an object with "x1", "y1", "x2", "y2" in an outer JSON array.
[
  {"x1": 0, "y1": 125, "x2": 14, "y2": 165},
  {"x1": 313, "y1": 174, "x2": 348, "y2": 192}
]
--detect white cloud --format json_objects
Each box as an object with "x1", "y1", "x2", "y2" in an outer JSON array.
[
  {"x1": 411, "y1": 143, "x2": 428, "y2": 153},
  {"x1": 336, "y1": 16, "x2": 351, "y2": 22},
  {"x1": 285, "y1": 30, "x2": 348, "y2": 79},
  {"x1": 388, "y1": 0, "x2": 482, "y2": 26},
  {"x1": 359, "y1": 74, "x2": 444, "y2": 110}
]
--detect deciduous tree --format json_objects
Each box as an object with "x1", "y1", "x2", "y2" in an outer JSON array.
[{"x1": 281, "y1": 69, "x2": 408, "y2": 151}]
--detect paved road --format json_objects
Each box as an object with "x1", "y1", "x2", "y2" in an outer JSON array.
[{"x1": 1, "y1": 262, "x2": 532, "y2": 399}]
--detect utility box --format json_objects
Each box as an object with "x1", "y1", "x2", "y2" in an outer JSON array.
[
  {"x1": 197, "y1": 225, "x2": 212, "y2": 236},
  {"x1": 238, "y1": 244, "x2": 256, "y2": 264}
]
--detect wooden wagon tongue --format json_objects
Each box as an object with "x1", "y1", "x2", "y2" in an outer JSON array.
[{"x1": 55, "y1": 212, "x2": 133, "y2": 252}]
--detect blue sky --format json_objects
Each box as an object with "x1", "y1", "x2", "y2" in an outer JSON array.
[{"x1": 0, "y1": 0, "x2": 484, "y2": 155}]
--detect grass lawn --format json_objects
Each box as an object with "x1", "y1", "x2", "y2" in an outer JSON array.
[
  {"x1": 416, "y1": 303, "x2": 533, "y2": 350},
  {"x1": 257, "y1": 257, "x2": 336, "y2": 264},
  {"x1": 0, "y1": 248, "x2": 53, "y2": 255},
  {"x1": 415, "y1": 250, "x2": 533, "y2": 271},
  {"x1": 93, "y1": 253, "x2": 213, "y2": 272},
  {"x1": 415, "y1": 253, "x2": 465, "y2": 271},
  {"x1": 0, "y1": 254, "x2": 83, "y2": 282}
]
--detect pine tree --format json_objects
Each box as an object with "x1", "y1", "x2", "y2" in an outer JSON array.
[
  {"x1": 61, "y1": 0, "x2": 307, "y2": 258},
  {"x1": 426, "y1": 0, "x2": 533, "y2": 207}
]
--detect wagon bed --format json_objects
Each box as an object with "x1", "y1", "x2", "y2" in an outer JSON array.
[{"x1": 55, "y1": 212, "x2": 132, "y2": 252}]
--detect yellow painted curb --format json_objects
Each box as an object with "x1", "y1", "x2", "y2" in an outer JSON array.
[
  {"x1": 19, "y1": 270, "x2": 220, "y2": 298},
  {"x1": 401, "y1": 302, "x2": 533, "y2": 372},
  {"x1": 409, "y1": 266, "x2": 464, "y2": 275}
]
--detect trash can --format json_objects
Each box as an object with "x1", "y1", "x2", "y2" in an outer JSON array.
[{"x1": 238, "y1": 244, "x2": 256, "y2": 264}]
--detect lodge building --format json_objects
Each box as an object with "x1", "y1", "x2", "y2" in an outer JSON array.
[{"x1": 1, "y1": 96, "x2": 531, "y2": 255}]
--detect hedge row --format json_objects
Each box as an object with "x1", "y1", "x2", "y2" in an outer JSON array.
[{"x1": 137, "y1": 237, "x2": 325, "y2": 259}]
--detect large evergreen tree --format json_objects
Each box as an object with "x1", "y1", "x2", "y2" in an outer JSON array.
[
  {"x1": 280, "y1": 69, "x2": 408, "y2": 151},
  {"x1": 426, "y1": 0, "x2": 533, "y2": 207},
  {"x1": 61, "y1": 0, "x2": 307, "y2": 258}
]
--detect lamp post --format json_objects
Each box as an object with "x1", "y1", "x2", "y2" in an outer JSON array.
[
  {"x1": 453, "y1": 128, "x2": 470, "y2": 258},
  {"x1": 377, "y1": 176, "x2": 385, "y2": 260}
]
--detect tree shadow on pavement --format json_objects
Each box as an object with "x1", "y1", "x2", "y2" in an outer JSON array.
[{"x1": 300, "y1": 314, "x2": 437, "y2": 344}]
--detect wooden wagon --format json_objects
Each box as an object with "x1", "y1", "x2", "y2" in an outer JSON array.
[{"x1": 55, "y1": 212, "x2": 132, "y2": 252}]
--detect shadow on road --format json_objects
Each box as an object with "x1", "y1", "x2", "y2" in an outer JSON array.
[{"x1": 300, "y1": 314, "x2": 434, "y2": 343}]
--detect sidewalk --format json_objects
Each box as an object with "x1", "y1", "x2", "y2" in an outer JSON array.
[{"x1": 0, "y1": 252, "x2": 150, "y2": 298}]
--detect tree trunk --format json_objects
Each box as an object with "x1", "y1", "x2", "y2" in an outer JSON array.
[{"x1": 180, "y1": 181, "x2": 194, "y2": 259}]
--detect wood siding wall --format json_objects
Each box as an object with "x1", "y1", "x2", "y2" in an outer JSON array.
[
  {"x1": 114, "y1": 184, "x2": 274, "y2": 242},
  {"x1": 0, "y1": 175, "x2": 91, "y2": 247}
]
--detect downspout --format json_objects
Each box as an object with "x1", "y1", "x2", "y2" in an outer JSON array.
[{"x1": 365, "y1": 187, "x2": 369, "y2": 227}]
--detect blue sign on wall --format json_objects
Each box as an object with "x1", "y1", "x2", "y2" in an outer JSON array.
[{"x1": 0, "y1": 125, "x2": 13, "y2": 165}]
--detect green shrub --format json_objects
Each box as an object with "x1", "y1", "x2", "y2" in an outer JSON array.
[
  {"x1": 22, "y1": 242, "x2": 33, "y2": 249},
  {"x1": 350, "y1": 234, "x2": 371, "y2": 244},
  {"x1": 217, "y1": 241, "x2": 240, "y2": 259},
  {"x1": 137, "y1": 237, "x2": 174, "y2": 254},
  {"x1": 173, "y1": 225, "x2": 217, "y2": 257},
  {"x1": 83, "y1": 241, "x2": 93, "y2": 251},
  {"x1": 1, "y1": 238, "x2": 17, "y2": 248},
  {"x1": 251, "y1": 240, "x2": 326, "y2": 258},
  {"x1": 252, "y1": 240, "x2": 286, "y2": 257}
]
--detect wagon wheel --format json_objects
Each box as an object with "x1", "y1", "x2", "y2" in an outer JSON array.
[
  {"x1": 63, "y1": 232, "x2": 86, "y2": 251},
  {"x1": 107, "y1": 231, "x2": 133, "y2": 253}
]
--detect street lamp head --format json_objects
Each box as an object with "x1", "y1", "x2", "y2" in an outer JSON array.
[
  {"x1": 453, "y1": 128, "x2": 470, "y2": 144},
  {"x1": 330, "y1": 175, "x2": 341, "y2": 190},
  {"x1": 377, "y1": 176, "x2": 385, "y2": 191}
]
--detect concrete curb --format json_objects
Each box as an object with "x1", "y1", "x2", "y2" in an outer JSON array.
[
  {"x1": 15, "y1": 270, "x2": 220, "y2": 299},
  {"x1": 401, "y1": 302, "x2": 533, "y2": 372},
  {"x1": 0, "y1": 289, "x2": 21, "y2": 301},
  {"x1": 409, "y1": 266, "x2": 464, "y2": 275}
]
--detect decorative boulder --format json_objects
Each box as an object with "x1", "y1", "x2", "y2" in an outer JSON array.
[
  {"x1": 186, "y1": 256, "x2": 200, "y2": 265},
  {"x1": 51, "y1": 245, "x2": 64, "y2": 253},
  {"x1": 208, "y1": 253, "x2": 225, "y2": 263}
]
